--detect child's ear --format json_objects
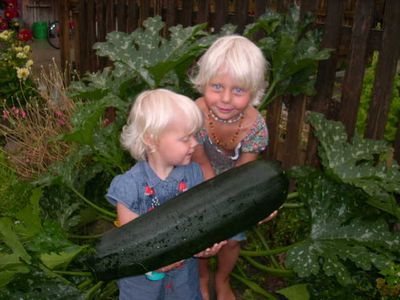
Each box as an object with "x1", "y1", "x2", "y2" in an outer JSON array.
[{"x1": 143, "y1": 133, "x2": 156, "y2": 151}]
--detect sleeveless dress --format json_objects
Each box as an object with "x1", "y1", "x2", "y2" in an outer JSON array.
[{"x1": 196, "y1": 113, "x2": 269, "y2": 241}]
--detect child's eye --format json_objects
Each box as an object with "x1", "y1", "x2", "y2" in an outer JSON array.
[
  {"x1": 211, "y1": 83, "x2": 222, "y2": 91},
  {"x1": 233, "y1": 87, "x2": 245, "y2": 95}
]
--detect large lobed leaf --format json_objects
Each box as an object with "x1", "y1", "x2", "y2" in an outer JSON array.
[
  {"x1": 286, "y1": 167, "x2": 400, "y2": 285},
  {"x1": 308, "y1": 112, "x2": 400, "y2": 219}
]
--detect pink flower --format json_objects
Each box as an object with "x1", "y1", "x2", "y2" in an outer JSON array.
[
  {"x1": 19, "y1": 109, "x2": 26, "y2": 118},
  {"x1": 2, "y1": 110, "x2": 10, "y2": 120},
  {"x1": 178, "y1": 181, "x2": 187, "y2": 192},
  {"x1": 144, "y1": 185, "x2": 155, "y2": 196}
]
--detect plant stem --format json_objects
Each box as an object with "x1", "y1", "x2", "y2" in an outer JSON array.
[
  {"x1": 240, "y1": 243, "x2": 297, "y2": 256},
  {"x1": 259, "y1": 80, "x2": 278, "y2": 110},
  {"x1": 84, "y1": 281, "x2": 104, "y2": 300},
  {"x1": 243, "y1": 256, "x2": 295, "y2": 277},
  {"x1": 287, "y1": 192, "x2": 298, "y2": 200},
  {"x1": 282, "y1": 202, "x2": 304, "y2": 208},
  {"x1": 69, "y1": 233, "x2": 104, "y2": 239},
  {"x1": 68, "y1": 184, "x2": 116, "y2": 219},
  {"x1": 231, "y1": 271, "x2": 278, "y2": 299},
  {"x1": 253, "y1": 227, "x2": 281, "y2": 269},
  {"x1": 53, "y1": 270, "x2": 92, "y2": 276}
]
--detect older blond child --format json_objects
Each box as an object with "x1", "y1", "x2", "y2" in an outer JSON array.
[
  {"x1": 106, "y1": 89, "x2": 224, "y2": 300},
  {"x1": 191, "y1": 35, "x2": 276, "y2": 300}
]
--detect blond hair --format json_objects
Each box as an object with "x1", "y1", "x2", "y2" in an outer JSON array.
[
  {"x1": 191, "y1": 35, "x2": 268, "y2": 105},
  {"x1": 121, "y1": 89, "x2": 203, "y2": 161}
]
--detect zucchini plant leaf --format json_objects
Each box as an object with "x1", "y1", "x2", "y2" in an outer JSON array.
[
  {"x1": 245, "y1": 6, "x2": 332, "y2": 109},
  {"x1": 308, "y1": 112, "x2": 400, "y2": 219},
  {"x1": 286, "y1": 167, "x2": 400, "y2": 285},
  {"x1": 40, "y1": 245, "x2": 86, "y2": 270}
]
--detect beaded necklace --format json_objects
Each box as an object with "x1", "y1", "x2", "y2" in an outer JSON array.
[
  {"x1": 208, "y1": 112, "x2": 244, "y2": 150},
  {"x1": 209, "y1": 109, "x2": 244, "y2": 124}
]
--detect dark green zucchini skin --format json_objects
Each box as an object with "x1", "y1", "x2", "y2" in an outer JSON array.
[{"x1": 87, "y1": 160, "x2": 288, "y2": 281}]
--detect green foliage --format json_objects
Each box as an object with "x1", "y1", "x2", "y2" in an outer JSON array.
[
  {"x1": 308, "y1": 112, "x2": 400, "y2": 219},
  {"x1": 244, "y1": 6, "x2": 332, "y2": 109},
  {"x1": 356, "y1": 52, "x2": 400, "y2": 143},
  {"x1": 285, "y1": 112, "x2": 400, "y2": 295}
]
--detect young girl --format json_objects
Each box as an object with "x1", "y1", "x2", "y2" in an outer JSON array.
[
  {"x1": 191, "y1": 35, "x2": 276, "y2": 300},
  {"x1": 106, "y1": 89, "x2": 224, "y2": 300}
]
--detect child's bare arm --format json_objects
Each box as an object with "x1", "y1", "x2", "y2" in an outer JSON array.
[
  {"x1": 192, "y1": 144, "x2": 216, "y2": 180},
  {"x1": 117, "y1": 202, "x2": 139, "y2": 226}
]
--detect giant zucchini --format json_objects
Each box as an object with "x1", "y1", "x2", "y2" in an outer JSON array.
[{"x1": 87, "y1": 160, "x2": 288, "y2": 281}]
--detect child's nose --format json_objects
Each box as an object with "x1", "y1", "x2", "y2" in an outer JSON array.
[{"x1": 221, "y1": 90, "x2": 231, "y2": 103}]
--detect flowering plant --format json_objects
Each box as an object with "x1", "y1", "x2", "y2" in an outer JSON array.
[{"x1": 0, "y1": 29, "x2": 36, "y2": 106}]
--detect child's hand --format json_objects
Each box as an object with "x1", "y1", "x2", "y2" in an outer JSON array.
[
  {"x1": 258, "y1": 210, "x2": 278, "y2": 225},
  {"x1": 194, "y1": 241, "x2": 227, "y2": 258},
  {"x1": 156, "y1": 260, "x2": 184, "y2": 273}
]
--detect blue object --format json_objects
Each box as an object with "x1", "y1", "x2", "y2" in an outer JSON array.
[{"x1": 145, "y1": 271, "x2": 165, "y2": 281}]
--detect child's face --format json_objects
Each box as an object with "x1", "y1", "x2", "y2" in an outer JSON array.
[
  {"x1": 152, "y1": 118, "x2": 198, "y2": 168},
  {"x1": 204, "y1": 73, "x2": 252, "y2": 120}
]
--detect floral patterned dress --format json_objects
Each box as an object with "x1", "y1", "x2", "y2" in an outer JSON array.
[{"x1": 196, "y1": 113, "x2": 269, "y2": 175}]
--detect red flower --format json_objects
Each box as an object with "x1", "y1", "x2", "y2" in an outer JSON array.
[
  {"x1": 4, "y1": 8, "x2": 18, "y2": 19},
  {"x1": 144, "y1": 185, "x2": 155, "y2": 196},
  {"x1": 178, "y1": 181, "x2": 187, "y2": 192},
  {"x1": 18, "y1": 28, "x2": 32, "y2": 42}
]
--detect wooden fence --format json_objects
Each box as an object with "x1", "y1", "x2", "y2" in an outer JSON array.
[{"x1": 58, "y1": 0, "x2": 400, "y2": 168}]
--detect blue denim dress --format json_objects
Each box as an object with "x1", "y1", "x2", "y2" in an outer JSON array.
[{"x1": 106, "y1": 161, "x2": 203, "y2": 300}]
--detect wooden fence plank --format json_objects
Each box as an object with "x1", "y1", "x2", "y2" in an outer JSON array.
[
  {"x1": 78, "y1": 0, "x2": 88, "y2": 73},
  {"x1": 86, "y1": 0, "x2": 96, "y2": 71},
  {"x1": 306, "y1": 0, "x2": 345, "y2": 166},
  {"x1": 116, "y1": 0, "x2": 127, "y2": 32},
  {"x1": 266, "y1": 98, "x2": 283, "y2": 161},
  {"x1": 282, "y1": 95, "x2": 307, "y2": 168},
  {"x1": 338, "y1": 0, "x2": 374, "y2": 138},
  {"x1": 281, "y1": 1, "x2": 317, "y2": 168},
  {"x1": 234, "y1": 0, "x2": 249, "y2": 33},
  {"x1": 211, "y1": 0, "x2": 229, "y2": 32},
  {"x1": 126, "y1": 0, "x2": 138, "y2": 32},
  {"x1": 181, "y1": 0, "x2": 193, "y2": 27},
  {"x1": 139, "y1": 0, "x2": 150, "y2": 25},
  {"x1": 165, "y1": 0, "x2": 176, "y2": 31},
  {"x1": 96, "y1": 0, "x2": 107, "y2": 70},
  {"x1": 365, "y1": 0, "x2": 400, "y2": 140},
  {"x1": 394, "y1": 123, "x2": 400, "y2": 163},
  {"x1": 196, "y1": 0, "x2": 209, "y2": 24}
]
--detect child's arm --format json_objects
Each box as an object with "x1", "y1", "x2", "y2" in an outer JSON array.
[
  {"x1": 117, "y1": 203, "x2": 139, "y2": 226},
  {"x1": 192, "y1": 144, "x2": 216, "y2": 180},
  {"x1": 234, "y1": 151, "x2": 259, "y2": 167}
]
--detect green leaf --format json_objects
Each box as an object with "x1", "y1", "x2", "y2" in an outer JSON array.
[
  {"x1": 0, "y1": 218, "x2": 31, "y2": 264},
  {"x1": 277, "y1": 284, "x2": 310, "y2": 300},
  {"x1": 307, "y1": 112, "x2": 400, "y2": 218},
  {"x1": 286, "y1": 169, "x2": 400, "y2": 285},
  {"x1": 40, "y1": 245, "x2": 86, "y2": 270}
]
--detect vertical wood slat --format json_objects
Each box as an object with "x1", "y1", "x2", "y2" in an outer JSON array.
[
  {"x1": 87, "y1": 0, "x2": 96, "y2": 71},
  {"x1": 282, "y1": 1, "x2": 316, "y2": 168},
  {"x1": 181, "y1": 0, "x2": 193, "y2": 27},
  {"x1": 165, "y1": 0, "x2": 176, "y2": 32},
  {"x1": 78, "y1": 0, "x2": 88, "y2": 73},
  {"x1": 212, "y1": 0, "x2": 229, "y2": 32},
  {"x1": 265, "y1": 99, "x2": 283, "y2": 161},
  {"x1": 96, "y1": 0, "x2": 107, "y2": 70},
  {"x1": 196, "y1": 0, "x2": 209, "y2": 24},
  {"x1": 394, "y1": 123, "x2": 400, "y2": 163},
  {"x1": 116, "y1": 0, "x2": 127, "y2": 32},
  {"x1": 306, "y1": 0, "x2": 345, "y2": 166},
  {"x1": 126, "y1": 0, "x2": 138, "y2": 33},
  {"x1": 59, "y1": 0, "x2": 69, "y2": 72},
  {"x1": 338, "y1": 0, "x2": 374, "y2": 138},
  {"x1": 139, "y1": 0, "x2": 150, "y2": 25},
  {"x1": 234, "y1": 0, "x2": 249, "y2": 33},
  {"x1": 365, "y1": 0, "x2": 400, "y2": 140}
]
